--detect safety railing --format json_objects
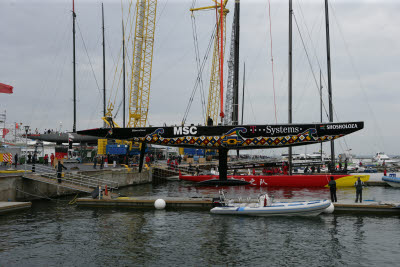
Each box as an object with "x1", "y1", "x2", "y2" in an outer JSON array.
[{"x1": 24, "y1": 164, "x2": 119, "y2": 191}]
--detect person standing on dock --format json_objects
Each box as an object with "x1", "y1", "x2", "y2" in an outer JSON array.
[
  {"x1": 57, "y1": 161, "x2": 67, "y2": 184},
  {"x1": 100, "y1": 156, "x2": 104, "y2": 169},
  {"x1": 14, "y1": 153, "x2": 18, "y2": 168},
  {"x1": 93, "y1": 156, "x2": 97, "y2": 169},
  {"x1": 50, "y1": 153, "x2": 55, "y2": 167},
  {"x1": 354, "y1": 177, "x2": 365, "y2": 203},
  {"x1": 328, "y1": 176, "x2": 337, "y2": 203}
]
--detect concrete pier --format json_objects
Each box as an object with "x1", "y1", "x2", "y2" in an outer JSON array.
[
  {"x1": 0, "y1": 166, "x2": 152, "y2": 201},
  {"x1": 0, "y1": 201, "x2": 31, "y2": 214}
]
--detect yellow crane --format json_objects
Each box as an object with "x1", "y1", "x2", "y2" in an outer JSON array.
[
  {"x1": 128, "y1": 0, "x2": 157, "y2": 127},
  {"x1": 190, "y1": 0, "x2": 229, "y2": 126},
  {"x1": 103, "y1": 0, "x2": 157, "y2": 129},
  {"x1": 100, "y1": 0, "x2": 157, "y2": 154}
]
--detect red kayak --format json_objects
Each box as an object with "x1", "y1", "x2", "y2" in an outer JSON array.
[{"x1": 179, "y1": 172, "x2": 369, "y2": 187}]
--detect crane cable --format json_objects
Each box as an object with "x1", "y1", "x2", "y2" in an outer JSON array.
[{"x1": 267, "y1": 0, "x2": 278, "y2": 124}]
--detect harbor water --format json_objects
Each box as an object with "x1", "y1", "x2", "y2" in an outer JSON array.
[{"x1": 1, "y1": 180, "x2": 400, "y2": 266}]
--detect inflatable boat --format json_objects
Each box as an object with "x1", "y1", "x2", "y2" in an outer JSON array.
[
  {"x1": 382, "y1": 174, "x2": 400, "y2": 187},
  {"x1": 210, "y1": 191, "x2": 334, "y2": 216}
]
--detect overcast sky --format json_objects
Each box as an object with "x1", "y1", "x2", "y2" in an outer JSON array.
[{"x1": 1, "y1": 0, "x2": 399, "y2": 156}]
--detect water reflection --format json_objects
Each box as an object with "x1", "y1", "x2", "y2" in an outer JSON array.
[
  {"x1": 2, "y1": 183, "x2": 400, "y2": 266},
  {"x1": 328, "y1": 215, "x2": 343, "y2": 263}
]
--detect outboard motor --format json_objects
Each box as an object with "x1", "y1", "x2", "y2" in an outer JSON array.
[
  {"x1": 212, "y1": 190, "x2": 227, "y2": 207},
  {"x1": 259, "y1": 193, "x2": 271, "y2": 207}
]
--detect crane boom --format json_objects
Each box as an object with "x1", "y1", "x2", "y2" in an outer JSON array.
[{"x1": 128, "y1": 0, "x2": 157, "y2": 127}]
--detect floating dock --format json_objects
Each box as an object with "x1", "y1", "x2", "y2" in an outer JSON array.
[
  {"x1": 334, "y1": 200, "x2": 400, "y2": 214},
  {"x1": 76, "y1": 196, "x2": 213, "y2": 210},
  {"x1": 75, "y1": 197, "x2": 400, "y2": 214},
  {"x1": 0, "y1": 201, "x2": 31, "y2": 214}
]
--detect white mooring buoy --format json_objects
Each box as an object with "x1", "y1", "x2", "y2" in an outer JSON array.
[{"x1": 154, "y1": 199, "x2": 166, "y2": 210}]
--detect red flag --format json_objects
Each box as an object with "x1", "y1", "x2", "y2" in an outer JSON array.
[
  {"x1": 2, "y1": 128, "x2": 9, "y2": 138},
  {"x1": 0, "y1": 83, "x2": 13, "y2": 94}
]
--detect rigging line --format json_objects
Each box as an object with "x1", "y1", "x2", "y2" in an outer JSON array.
[
  {"x1": 15, "y1": 187, "x2": 52, "y2": 201},
  {"x1": 329, "y1": 1, "x2": 384, "y2": 150},
  {"x1": 182, "y1": 23, "x2": 217, "y2": 125},
  {"x1": 112, "y1": 64, "x2": 124, "y2": 113},
  {"x1": 190, "y1": 0, "x2": 197, "y2": 9},
  {"x1": 38, "y1": 27, "x2": 71, "y2": 125},
  {"x1": 194, "y1": 16, "x2": 207, "y2": 123},
  {"x1": 121, "y1": 0, "x2": 136, "y2": 74},
  {"x1": 297, "y1": 1, "x2": 326, "y2": 79},
  {"x1": 106, "y1": 35, "x2": 117, "y2": 69},
  {"x1": 106, "y1": 36, "x2": 123, "y2": 109},
  {"x1": 293, "y1": 13, "x2": 329, "y2": 119},
  {"x1": 88, "y1": 95, "x2": 102, "y2": 127},
  {"x1": 297, "y1": 0, "x2": 331, "y2": 115},
  {"x1": 267, "y1": 0, "x2": 278, "y2": 124},
  {"x1": 191, "y1": 13, "x2": 206, "y2": 123},
  {"x1": 155, "y1": 0, "x2": 169, "y2": 28},
  {"x1": 76, "y1": 19, "x2": 101, "y2": 94},
  {"x1": 246, "y1": 83, "x2": 258, "y2": 124},
  {"x1": 114, "y1": 99, "x2": 123, "y2": 118},
  {"x1": 29, "y1": 15, "x2": 72, "y2": 125}
]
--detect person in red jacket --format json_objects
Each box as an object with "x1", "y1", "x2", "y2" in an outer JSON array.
[
  {"x1": 50, "y1": 153, "x2": 55, "y2": 167},
  {"x1": 145, "y1": 155, "x2": 151, "y2": 166}
]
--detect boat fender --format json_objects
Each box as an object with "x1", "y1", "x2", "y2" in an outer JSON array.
[{"x1": 323, "y1": 202, "x2": 335, "y2": 214}]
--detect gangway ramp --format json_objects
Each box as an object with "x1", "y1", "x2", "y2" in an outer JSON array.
[{"x1": 22, "y1": 165, "x2": 119, "y2": 195}]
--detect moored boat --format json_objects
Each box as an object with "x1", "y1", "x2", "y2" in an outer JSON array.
[
  {"x1": 382, "y1": 174, "x2": 400, "y2": 188},
  {"x1": 179, "y1": 172, "x2": 369, "y2": 187},
  {"x1": 210, "y1": 191, "x2": 333, "y2": 216}
]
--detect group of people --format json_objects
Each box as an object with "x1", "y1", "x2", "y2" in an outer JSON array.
[
  {"x1": 25, "y1": 152, "x2": 55, "y2": 165},
  {"x1": 328, "y1": 176, "x2": 365, "y2": 203},
  {"x1": 303, "y1": 165, "x2": 321, "y2": 174},
  {"x1": 93, "y1": 155, "x2": 105, "y2": 169},
  {"x1": 167, "y1": 156, "x2": 182, "y2": 170}
]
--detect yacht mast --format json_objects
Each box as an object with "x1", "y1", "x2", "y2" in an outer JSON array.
[
  {"x1": 325, "y1": 0, "x2": 335, "y2": 168},
  {"x1": 102, "y1": 3, "x2": 106, "y2": 127},
  {"x1": 72, "y1": 0, "x2": 77, "y2": 133},
  {"x1": 232, "y1": 0, "x2": 240, "y2": 125},
  {"x1": 288, "y1": 0, "x2": 293, "y2": 174},
  {"x1": 122, "y1": 19, "x2": 126, "y2": 127},
  {"x1": 320, "y1": 69, "x2": 323, "y2": 162}
]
